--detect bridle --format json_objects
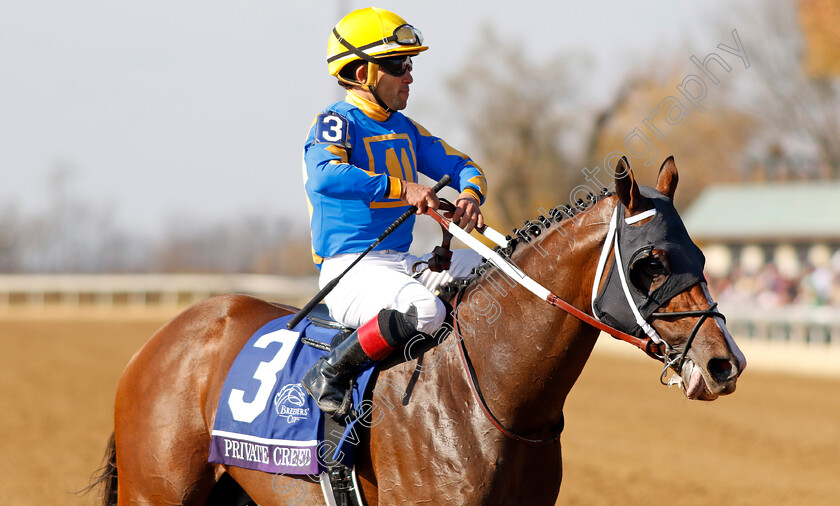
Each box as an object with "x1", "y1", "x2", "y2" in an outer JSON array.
[
  {"x1": 430, "y1": 195, "x2": 727, "y2": 444},
  {"x1": 650, "y1": 302, "x2": 725, "y2": 384},
  {"x1": 590, "y1": 203, "x2": 727, "y2": 385}
]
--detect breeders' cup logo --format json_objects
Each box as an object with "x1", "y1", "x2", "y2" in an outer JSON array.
[{"x1": 274, "y1": 384, "x2": 310, "y2": 424}]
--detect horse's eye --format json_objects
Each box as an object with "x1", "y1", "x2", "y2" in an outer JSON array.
[
  {"x1": 647, "y1": 258, "x2": 666, "y2": 274},
  {"x1": 629, "y1": 249, "x2": 671, "y2": 293}
]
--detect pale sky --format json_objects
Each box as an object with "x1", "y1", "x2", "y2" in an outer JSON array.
[{"x1": 1, "y1": 0, "x2": 729, "y2": 236}]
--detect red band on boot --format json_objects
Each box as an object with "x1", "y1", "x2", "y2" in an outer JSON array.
[{"x1": 357, "y1": 316, "x2": 395, "y2": 361}]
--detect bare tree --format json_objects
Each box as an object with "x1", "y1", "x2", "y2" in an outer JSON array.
[
  {"x1": 153, "y1": 215, "x2": 316, "y2": 275},
  {"x1": 0, "y1": 161, "x2": 316, "y2": 275},
  {"x1": 446, "y1": 26, "x2": 581, "y2": 230},
  {"x1": 730, "y1": 0, "x2": 840, "y2": 179},
  {"x1": 444, "y1": 26, "x2": 650, "y2": 230},
  {"x1": 0, "y1": 204, "x2": 22, "y2": 272}
]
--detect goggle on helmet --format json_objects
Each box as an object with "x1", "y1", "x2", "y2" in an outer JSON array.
[{"x1": 327, "y1": 7, "x2": 428, "y2": 87}]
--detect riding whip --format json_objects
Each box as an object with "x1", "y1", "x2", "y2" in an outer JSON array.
[{"x1": 287, "y1": 175, "x2": 452, "y2": 329}]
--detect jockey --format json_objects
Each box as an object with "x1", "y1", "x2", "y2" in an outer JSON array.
[{"x1": 301, "y1": 7, "x2": 488, "y2": 418}]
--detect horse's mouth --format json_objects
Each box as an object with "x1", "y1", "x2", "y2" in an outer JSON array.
[
  {"x1": 681, "y1": 359, "x2": 709, "y2": 400},
  {"x1": 681, "y1": 360, "x2": 706, "y2": 399}
]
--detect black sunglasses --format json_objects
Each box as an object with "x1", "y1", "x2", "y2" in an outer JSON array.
[{"x1": 377, "y1": 55, "x2": 413, "y2": 77}]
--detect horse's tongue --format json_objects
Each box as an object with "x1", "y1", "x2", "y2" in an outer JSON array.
[{"x1": 686, "y1": 367, "x2": 705, "y2": 399}]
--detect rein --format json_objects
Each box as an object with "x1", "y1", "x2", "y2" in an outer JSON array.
[
  {"x1": 427, "y1": 206, "x2": 651, "y2": 445},
  {"x1": 427, "y1": 198, "x2": 725, "y2": 443},
  {"x1": 451, "y1": 288, "x2": 564, "y2": 444},
  {"x1": 425, "y1": 206, "x2": 662, "y2": 356}
]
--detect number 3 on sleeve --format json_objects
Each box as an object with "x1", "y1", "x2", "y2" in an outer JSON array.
[{"x1": 315, "y1": 112, "x2": 349, "y2": 146}]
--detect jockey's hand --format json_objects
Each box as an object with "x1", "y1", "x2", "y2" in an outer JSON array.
[
  {"x1": 401, "y1": 181, "x2": 439, "y2": 215},
  {"x1": 448, "y1": 193, "x2": 484, "y2": 233}
]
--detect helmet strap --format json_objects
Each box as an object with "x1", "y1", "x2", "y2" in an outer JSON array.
[
  {"x1": 363, "y1": 62, "x2": 379, "y2": 87},
  {"x1": 368, "y1": 84, "x2": 394, "y2": 113},
  {"x1": 363, "y1": 62, "x2": 394, "y2": 113}
]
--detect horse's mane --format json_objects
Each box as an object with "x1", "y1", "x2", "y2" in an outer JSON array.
[{"x1": 439, "y1": 188, "x2": 615, "y2": 295}]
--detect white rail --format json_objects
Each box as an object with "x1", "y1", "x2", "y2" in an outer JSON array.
[
  {"x1": 1, "y1": 275, "x2": 838, "y2": 348},
  {"x1": 725, "y1": 304, "x2": 840, "y2": 347},
  {"x1": 0, "y1": 274, "x2": 318, "y2": 309}
]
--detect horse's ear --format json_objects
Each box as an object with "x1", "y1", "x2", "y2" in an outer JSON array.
[
  {"x1": 614, "y1": 156, "x2": 645, "y2": 214},
  {"x1": 656, "y1": 156, "x2": 679, "y2": 200}
]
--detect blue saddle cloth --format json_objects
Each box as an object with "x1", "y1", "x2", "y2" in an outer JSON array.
[{"x1": 208, "y1": 314, "x2": 375, "y2": 475}]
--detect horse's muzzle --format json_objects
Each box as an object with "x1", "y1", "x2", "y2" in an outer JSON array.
[{"x1": 681, "y1": 356, "x2": 740, "y2": 401}]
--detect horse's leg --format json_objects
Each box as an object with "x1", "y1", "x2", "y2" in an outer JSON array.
[
  {"x1": 114, "y1": 295, "x2": 290, "y2": 504},
  {"x1": 490, "y1": 442, "x2": 563, "y2": 505}
]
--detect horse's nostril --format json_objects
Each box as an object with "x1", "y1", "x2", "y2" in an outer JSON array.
[{"x1": 708, "y1": 358, "x2": 734, "y2": 383}]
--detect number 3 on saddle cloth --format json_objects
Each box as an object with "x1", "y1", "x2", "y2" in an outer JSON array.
[{"x1": 208, "y1": 312, "x2": 374, "y2": 475}]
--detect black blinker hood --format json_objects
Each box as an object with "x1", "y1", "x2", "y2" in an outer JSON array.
[{"x1": 593, "y1": 186, "x2": 706, "y2": 338}]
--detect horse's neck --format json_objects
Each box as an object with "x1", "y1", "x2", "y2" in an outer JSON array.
[{"x1": 455, "y1": 198, "x2": 616, "y2": 435}]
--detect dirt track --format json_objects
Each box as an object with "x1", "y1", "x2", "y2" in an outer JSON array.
[{"x1": 0, "y1": 314, "x2": 837, "y2": 505}]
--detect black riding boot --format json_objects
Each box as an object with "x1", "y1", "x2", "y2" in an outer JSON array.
[
  {"x1": 301, "y1": 328, "x2": 371, "y2": 418},
  {"x1": 302, "y1": 307, "x2": 419, "y2": 418}
]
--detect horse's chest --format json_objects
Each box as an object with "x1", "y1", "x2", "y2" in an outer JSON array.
[{"x1": 369, "y1": 362, "x2": 524, "y2": 504}]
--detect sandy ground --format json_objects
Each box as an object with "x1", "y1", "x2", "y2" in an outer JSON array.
[{"x1": 0, "y1": 312, "x2": 837, "y2": 505}]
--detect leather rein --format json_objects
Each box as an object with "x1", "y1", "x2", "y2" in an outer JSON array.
[
  {"x1": 428, "y1": 201, "x2": 725, "y2": 444},
  {"x1": 450, "y1": 288, "x2": 565, "y2": 444}
]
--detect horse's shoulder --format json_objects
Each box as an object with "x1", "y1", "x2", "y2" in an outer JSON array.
[{"x1": 367, "y1": 331, "x2": 459, "y2": 415}]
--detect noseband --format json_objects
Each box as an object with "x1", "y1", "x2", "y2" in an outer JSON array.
[{"x1": 650, "y1": 302, "x2": 726, "y2": 384}]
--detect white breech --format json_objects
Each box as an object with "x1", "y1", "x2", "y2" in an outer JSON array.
[{"x1": 319, "y1": 249, "x2": 482, "y2": 334}]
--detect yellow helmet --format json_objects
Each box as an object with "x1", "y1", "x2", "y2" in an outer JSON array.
[{"x1": 327, "y1": 7, "x2": 428, "y2": 86}]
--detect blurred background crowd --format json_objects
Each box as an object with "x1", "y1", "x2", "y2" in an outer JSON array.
[{"x1": 709, "y1": 257, "x2": 840, "y2": 308}]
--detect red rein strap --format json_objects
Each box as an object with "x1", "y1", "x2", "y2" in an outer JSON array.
[
  {"x1": 433, "y1": 205, "x2": 664, "y2": 443},
  {"x1": 545, "y1": 294, "x2": 661, "y2": 356},
  {"x1": 426, "y1": 204, "x2": 659, "y2": 356}
]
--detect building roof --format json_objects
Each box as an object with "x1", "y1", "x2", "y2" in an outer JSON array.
[{"x1": 681, "y1": 181, "x2": 840, "y2": 243}]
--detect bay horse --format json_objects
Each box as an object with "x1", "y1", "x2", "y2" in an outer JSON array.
[{"x1": 93, "y1": 157, "x2": 745, "y2": 505}]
